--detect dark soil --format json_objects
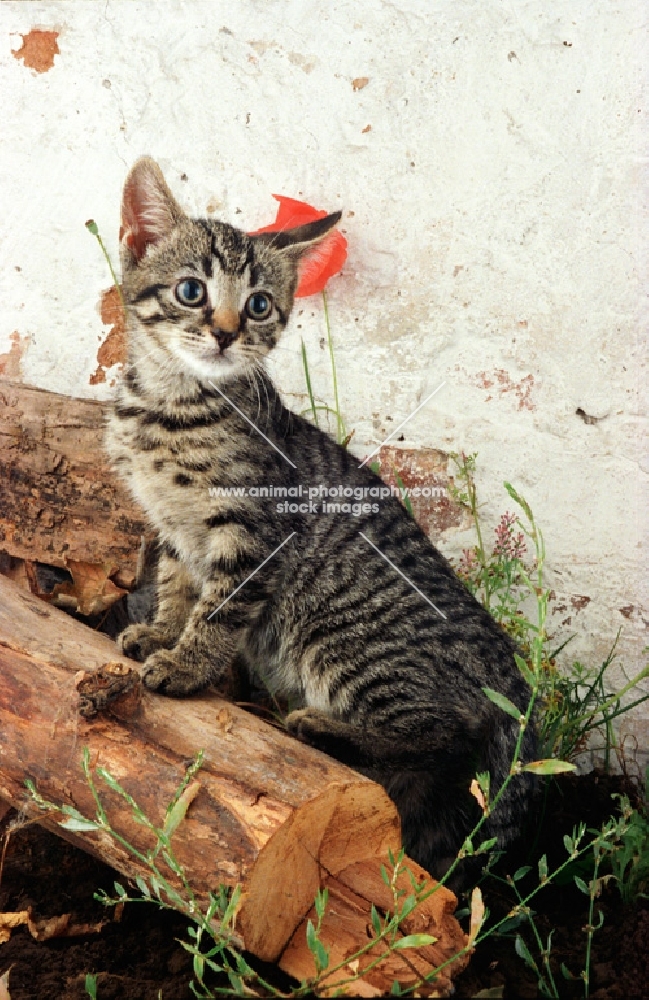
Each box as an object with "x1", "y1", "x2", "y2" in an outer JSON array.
[{"x1": 0, "y1": 772, "x2": 647, "y2": 999}]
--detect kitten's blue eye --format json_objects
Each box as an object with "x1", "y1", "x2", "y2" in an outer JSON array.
[
  {"x1": 245, "y1": 291, "x2": 273, "y2": 320},
  {"x1": 175, "y1": 278, "x2": 207, "y2": 307}
]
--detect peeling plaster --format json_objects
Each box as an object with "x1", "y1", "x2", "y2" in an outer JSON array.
[
  {"x1": 89, "y1": 288, "x2": 126, "y2": 386},
  {"x1": 0, "y1": 332, "x2": 29, "y2": 379},
  {"x1": 12, "y1": 28, "x2": 59, "y2": 73}
]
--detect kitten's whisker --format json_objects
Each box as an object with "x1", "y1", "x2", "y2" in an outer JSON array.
[
  {"x1": 254, "y1": 362, "x2": 272, "y2": 431},
  {"x1": 245, "y1": 367, "x2": 262, "y2": 426}
]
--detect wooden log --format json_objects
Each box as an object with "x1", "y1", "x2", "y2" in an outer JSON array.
[
  {"x1": 0, "y1": 378, "x2": 146, "y2": 589},
  {"x1": 0, "y1": 380, "x2": 465, "y2": 601},
  {"x1": 0, "y1": 575, "x2": 469, "y2": 995}
]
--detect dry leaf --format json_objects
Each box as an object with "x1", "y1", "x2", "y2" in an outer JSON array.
[
  {"x1": 352, "y1": 76, "x2": 369, "y2": 91},
  {"x1": 0, "y1": 908, "x2": 106, "y2": 944},
  {"x1": 29, "y1": 913, "x2": 71, "y2": 940},
  {"x1": 217, "y1": 707, "x2": 234, "y2": 734},
  {"x1": 0, "y1": 911, "x2": 30, "y2": 945},
  {"x1": 50, "y1": 561, "x2": 127, "y2": 615},
  {"x1": 0, "y1": 967, "x2": 12, "y2": 1000},
  {"x1": 468, "y1": 886, "x2": 485, "y2": 947},
  {"x1": 469, "y1": 778, "x2": 486, "y2": 812}
]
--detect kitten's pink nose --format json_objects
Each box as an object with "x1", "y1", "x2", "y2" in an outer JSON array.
[{"x1": 210, "y1": 309, "x2": 239, "y2": 353}]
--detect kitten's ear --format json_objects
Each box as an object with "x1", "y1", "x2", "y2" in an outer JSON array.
[
  {"x1": 254, "y1": 212, "x2": 343, "y2": 293},
  {"x1": 258, "y1": 212, "x2": 342, "y2": 256},
  {"x1": 120, "y1": 157, "x2": 185, "y2": 264}
]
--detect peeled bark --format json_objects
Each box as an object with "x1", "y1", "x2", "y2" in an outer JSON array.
[
  {"x1": 0, "y1": 378, "x2": 146, "y2": 589},
  {"x1": 0, "y1": 575, "x2": 469, "y2": 995}
]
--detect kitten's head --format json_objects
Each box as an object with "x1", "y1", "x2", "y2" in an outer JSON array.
[{"x1": 120, "y1": 157, "x2": 341, "y2": 381}]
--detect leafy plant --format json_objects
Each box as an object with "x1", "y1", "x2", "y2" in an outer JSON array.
[
  {"x1": 539, "y1": 638, "x2": 649, "y2": 768},
  {"x1": 449, "y1": 451, "x2": 649, "y2": 769},
  {"x1": 489, "y1": 809, "x2": 631, "y2": 999},
  {"x1": 610, "y1": 771, "x2": 649, "y2": 904}
]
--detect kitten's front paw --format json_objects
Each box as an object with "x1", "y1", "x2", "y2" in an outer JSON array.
[
  {"x1": 286, "y1": 707, "x2": 334, "y2": 744},
  {"x1": 140, "y1": 649, "x2": 203, "y2": 696},
  {"x1": 117, "y1": 623, "x2": 175, "y2": 662}
]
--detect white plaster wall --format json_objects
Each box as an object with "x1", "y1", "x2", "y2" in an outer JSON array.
[{"x1": 1, "y1": 1, "x2": 647, "y2": 754}]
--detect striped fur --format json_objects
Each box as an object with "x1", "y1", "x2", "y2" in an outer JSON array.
[{"x1": 107, "y1": 158, "x2": 536, "y2": 886}]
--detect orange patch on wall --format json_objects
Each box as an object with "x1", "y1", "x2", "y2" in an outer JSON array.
[
  {"x1": 472, "y1": 369, "x2": 536, "y2": 410},
  {"x1": 374, "y1": 446, "x2": 470, "y2": 537},
  {"x1": 0, "y1": 331, "x2": 29, "y2": 379},
  {"x1": 12, "y1": 29, "x2": 60, "y2": 73},
  {"x1": 90, "y1": 287, "x2": 126, "y2": 385}
]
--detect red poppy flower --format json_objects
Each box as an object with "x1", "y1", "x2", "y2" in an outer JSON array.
[{"x1": 249, "y1": 195, "x2": 347, "y2": 298}]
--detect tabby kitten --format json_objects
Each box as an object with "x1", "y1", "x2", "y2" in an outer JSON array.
[{"x1": 107, "y1": 157, "x2": 536, "y2": 885}]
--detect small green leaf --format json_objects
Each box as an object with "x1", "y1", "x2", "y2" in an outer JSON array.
[
  {"x1": 135, "y1": 876, "x2": 150, "y2": 898},
  {"x1": 84, "y1": 973, "x2": 98, "y2": 1000},
  {"x1": 60, "y1": 817, "x2": 101, "y2": 832},
  {"x1": 514, "y1": 653, "x2": 535, "y2": 686},
  {"x1": 193, "y1": 952, "x2": 205, "y2": 979},
  {"x1": 370, "y1": 903, "x2": 381, "y2": 936},
  {"x1": 227, "y1": 971, "x2": 243, "y2": 992},
  {"x1": 314, "y1": 939, "x2": 329, "y2": 972},
  {"x1": 538, "y1": 854, "x2": 548, "y2": 881},
  {"x1": 306, "y1": 918, "x2": 317, "y2": 954},
  {"x1": 563, "y1": 834, "x2": 574, "y2": 855},
  {"x1": 574, "y1": 876, "x2": 590, "y2": 895},
  {"x1": 221, "y1": 884, "x2": 242, "y2": 928},
  {"x1": 522, "y1": 759, "x2": 577, "y2": 775},
  {"x1": 380, "y1": 863, "x2": 390, "y2": 886},
  {"x1": 513, "y1": 866, "x2": 532, "y2": 882},
  {"x1": 392, "y1": 933, "x2": 437, "y2": 950},
  {"x1": 113, "y1": 881, "x2": 127, "y2": 899},
  {"x1": 163, "y1": 791, "x2": 196, "y2": 839},
  {"x1": 515, "y1": 933, "x2": 538, "y2": 972},
  {"x1": 497, "y1": 913, "x2": 526, "y2": 934},
  {"x1": 85, "y1": 219, "x2": 99, "y2": 236},
  {"x1": 482, "y1": 687, "x2": 521, "y2": 720},
  {"x1": 235, "y1": 953, "x2": 253, "y2": 976},
  {"x1": 462, "y1": 836, "x2": 475, "y2": 856},
  {"x1": 504, "y1": 482, "x2": 533, "y2": 522},
  {"x1": 476, "y1": 837, "x2": 498, "y2": 854},
  {"x1": 314, "y1": 887, "x2": 328, "y2": 921},
  {"x1": 400, "y1": 894, "x2": 417, "y2": 919},
  {"x1": 390, "y1": 981, "x2": 403, "y2": 995},
  {"x1": 561, "y1": 962, "x2": 577, "y2": 980},
  {"x1": 97, "y1": 768, "x2": 127, "y2": 795}
]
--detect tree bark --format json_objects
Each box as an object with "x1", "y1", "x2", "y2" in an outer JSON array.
[
  {"x1": 0, "y1": 378, "x2": 145, "y2": 589},
  {"x1": 0, "y1": 575, "x2": 469, "y2": 995}
]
